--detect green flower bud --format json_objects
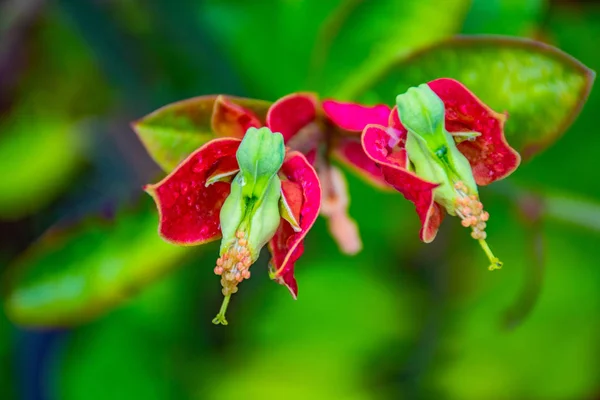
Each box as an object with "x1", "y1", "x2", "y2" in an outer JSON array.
[
  {"x1": 397, "y1": 84, "x2": 478, "y2": 215},
  {"x1": 212, "y1": 127, "x2": 286, "y2": 325},
  {"x1": 218, "y1": 127, "x2": 285, "y2": 260}
]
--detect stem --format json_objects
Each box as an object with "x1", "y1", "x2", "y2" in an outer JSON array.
[
  {"x1": 212, "y1": 294, "x2": 231, "y2": 325},
  {"x1": 478, "y1": 239, "x2": 503, "y2": 271}
]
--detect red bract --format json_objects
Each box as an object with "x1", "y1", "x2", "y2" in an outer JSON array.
[
  {"x1": 428, "y1": 79, "x2": 520, "y2": 185},
  {"x1": 145, "y1": 138, "x2": 241, "y2": 245},
  {"x1": 323, "y1": 100, "x2": 392, "y2": 189},
  {"x1": 358, "y1": 78, "x2": 520, "y2": 242},
  {"x1": 361, "y1": 125, "x2": 443, "y2": 243},
  {"x1": 208, "y1": 92, "x2": 395, "y2": 255},
  {"x1": 147, "y1": 135, "x2": 320, "y2": 300},
  {"x1": 269, "y1": 151, "x2": 321, "y2": 298}
]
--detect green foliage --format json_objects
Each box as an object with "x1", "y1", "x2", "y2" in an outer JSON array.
[
  {"x1": 0, "y1": 312, "x2": 15, "y2": 399},
  {"x1": 1, "y1": 1, "x2": 600, "y2": 399},
  {"x1": 0, "y1": 107, "x2": 82, "y2": 218},
  {"x1": 360, "y1": 36, "x2": 595, "y2": 158},
  {"x1": 0, "y1": 9, "x2": 111, "y2": 218},
  {"x1": 462, "y1": 0, "x2": 547, "y2": 36},
  {"x1": 3, "y1": 199, "x2": 192, "y2": 327},
  {"x1": 200, "y1": 0, "x2": 470, "y2": 99},
  {"x1": 133, "y1": 96, "x2": 271, "y2": 172}
]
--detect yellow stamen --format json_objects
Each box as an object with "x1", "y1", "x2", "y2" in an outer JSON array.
[
  {"x1": 478, "y1": 239, "x2": 503, "y2": 271},
  {"x1": 212, "y1": 294, "x2": 231, "y2": 325}
]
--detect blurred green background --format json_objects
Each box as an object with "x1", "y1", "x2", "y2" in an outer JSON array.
[{"x1": 1, "y1": 0, "x2": 599, "y2": 399}]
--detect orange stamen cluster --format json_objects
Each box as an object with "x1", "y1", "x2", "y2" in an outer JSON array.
[
  {"x1": 453, "y1": 181, "x2": 489, "y2": 240},
  {"x1": 214, "y1": 230, "x2": 253, "y2": 296},
  {"x1": 453, "y1": 181, "x2": 502, "y2": 271}
]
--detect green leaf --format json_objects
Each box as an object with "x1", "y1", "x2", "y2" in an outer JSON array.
[
  {"x1": 359, "y1": 36, "x2": 595, "y2": 158},
  {"x1": 0, "y1": 108, "x2": 83, "y2": 219},
  {"x1": 199, "y1": 0, "x2": 469, "y2": 99},
  {"x1": 0, "y1": 312, "x2": 15, "y2": 399},
  {"x1": 462, "y1": 0, "x2": 547, "y2": 36},
  {"x1": 133, "y1": 96, "x2": 271, "y2": 172},
  {"x1": 2, "y1": 198, "x2": 193, "y2": 328},
  {"x1": 56, "y1": 256, "x2": 210, "y2": 400},
  {"x1": 319, "y1": 0, "x2": 470, "y2": 99}
]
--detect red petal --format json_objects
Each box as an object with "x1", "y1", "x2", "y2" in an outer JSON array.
[
  {"x1": 387, "y1": 106, "x2": 408, "y2": 146},
  {"x1": 332, "y1": 138, "x2": 390, "y2": 190},
  {"x1": 266, "y1": 93, "x2": 318, "y2": 142},
  {"x1": 269, "y1": 151, "x2": 321, "y2": 298},
  {"x1": 281, "y1": 180, "x2": 303, "y2": 227},
  {"x1": 428, "y1": 78, "x2": 521, "y2": 185},
  {"x1": 362, "y1": 125, "x2": 442, "y2": 242},
  {"x1": 211, "y1": 95, "x2": 262, "y2": 139},
  {"x1": 145, "y1": 138, "x2": 241, "y2": 245},
  {"x1": 323, "y1": 99, "x2": 391, "y2": 132}
]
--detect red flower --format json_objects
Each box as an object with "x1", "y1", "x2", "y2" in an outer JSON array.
[
  {"x1": 145, "y1": 125, "x2": 320, "y2": 324},
  {"x1": 212, "y1": 93, "x2": 392, "y2": 255},
  {"x1": 331, "y1": 79, "x2": 520, "y2": 269}
]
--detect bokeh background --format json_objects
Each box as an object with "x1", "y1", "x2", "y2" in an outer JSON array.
[{"x1": 1, "y1": 0, "x2": 599, "y2": 399}]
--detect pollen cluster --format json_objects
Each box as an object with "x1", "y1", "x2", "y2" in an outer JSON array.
[
  {"x1": 214, "y1": 230, "x2": 252, "y2": 296},
  {"x1": 453, "y1": 181, "x2": 490, "y2": 240},
  {"x1": 453, "y1": 181, "x2": 502, "y2": 271}
]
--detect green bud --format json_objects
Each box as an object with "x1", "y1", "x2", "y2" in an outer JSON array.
[
  {"x1": 236, "y1": 127, "x2": 285, "y2": 199},
  {"x1": 219, "y1": 127, "x2": 285, "y2": 261},
  {"x1": 397, "y1": 84, "x2": 478, "y2": 215}
]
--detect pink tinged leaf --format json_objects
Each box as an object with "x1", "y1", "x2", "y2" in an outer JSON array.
[
  {"x1": 428, "y1": 78, "x2": 521, "y2": 186},
  {"x1": 269, "y1": 151, "x2": 321, "y2": 298},
  {"x1": 211, "y1": 95, "x2": 262, "y2": 139},
  {"x1": 362, "y1": 124, "x2": 442, "y2": 242},
  {"x1": 323, "y1": 99, "x2": 391, "y2": 132},
  {"x1": 145, "y1": 138, "x2": 241, "y2": 245},
  {"x1": 333, "y1": 138, "x2": 390, "y2": 190},
  {"x1": 266, "y1": 93, "x2": 319, "y2": 142}
]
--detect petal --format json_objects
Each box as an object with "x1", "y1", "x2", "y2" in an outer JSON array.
[
  {"x1": 428, "y1": 78, "x2": 521, "y2": 185},
  {"x1": 279, "y1": 181, "x2": 303, "y2": 232},
  {"x1": 362, "y1": 124, "x2": 442, "y2": 242},
  {"x1": 266, "y1": 93, "x2": 318, "y2": 142},
  {"x1": 268, "y1": 151, "x2": 321, "y2": 298},
  {"x1": 145, "y1": 138, "x2": 241, "y2": 245},
  {"x1": 323, "y1": 99, "x2": 391, "y2": 132},
  {"x1": 332, "y1": 137, "x2": 391, "y2": 190},
  {"x1": 211, "y1": 95, "x2": 262, "y2": 139},
  {"x1": 387, "y1": 105, "x2": 408, "y2": 145},
  {"x1": 205, "y1": 156, "x2": 239, "y2": 186},
  {"x1": 319, "y1": 165, "x2": 362, "y2": 255}
]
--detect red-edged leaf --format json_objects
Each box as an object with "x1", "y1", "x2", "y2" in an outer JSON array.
[
  {"x1": 145, "y1": 138, "x2": 241, "y2": 245},
  {"x1": 211, "y1": 95, "x2": 262, "y2": 139},
  {"x1": 266, "y1": 93, "x2": 318, "y2": 142},
  {"x1": 429, "y1": 78, "x2": 521, "y2": 185},
  {"x1": 133, "y1": 95, "x2": 270, "y2": 172},
  {"x1": 362, "y1": 124, "x2": 442, "y2": 242},
  {"x1": 361, "y1": 36, "x2": 595, "y2": 159},
  {"x1": 269, "y1": 151, "x2": 321, "y2": 298},
  {"x1": 323, "y1": 99, "x2": 391, "y2": 132}
]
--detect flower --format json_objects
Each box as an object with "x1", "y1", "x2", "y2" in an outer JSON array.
[
  {"x1": 212, "y1": 93, "x2": 391, "y2": 255},
  {"x1": 358, "y1": 78, "x2": 520, "y2": 269},
  {"x1": 145, "y1": 127, "x2": 320, "y2": 324}
]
